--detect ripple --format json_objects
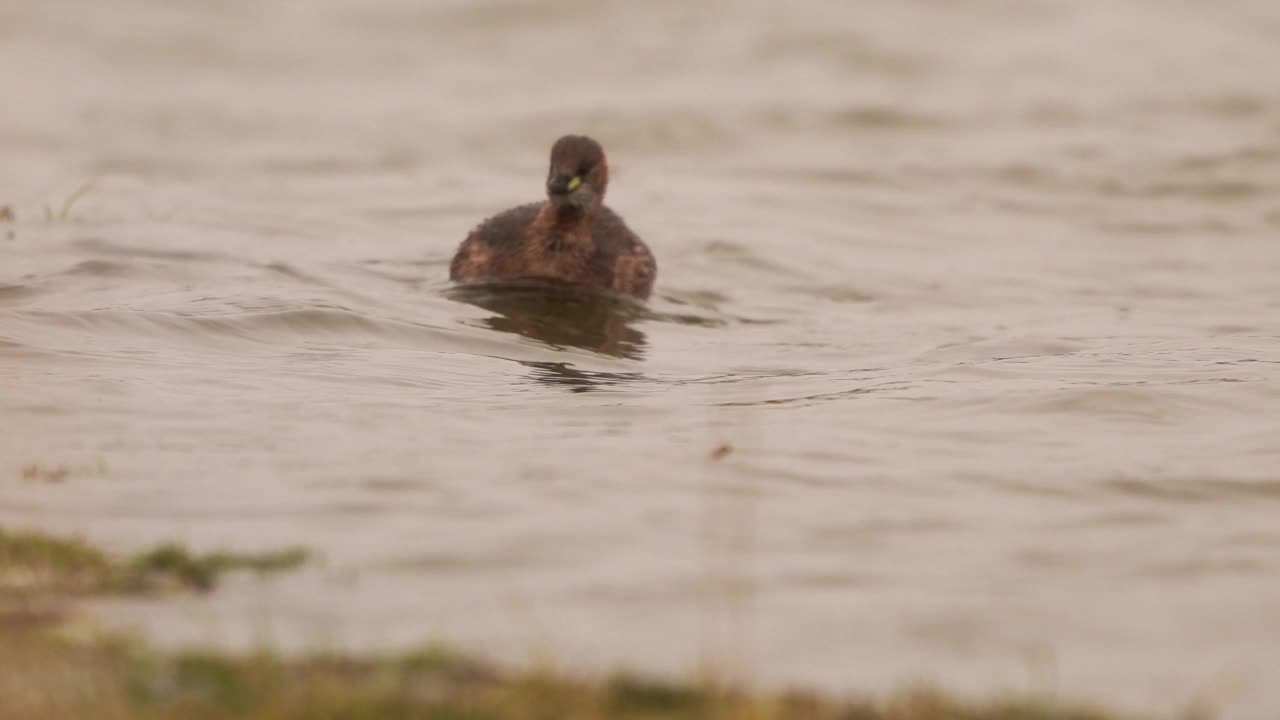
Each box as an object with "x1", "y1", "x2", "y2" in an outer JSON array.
[
  {"x1": 69, "y1": 237, "x2": 235, "y2": 263},
  {"x1": 1172, "y1": 144, "x2": 1280, "y2": 172},
  {"x1": 1099, "y1": 476, "x2": 1280, "y2": 503},
  {"x1": 749, "y1": 105, "x2": 948, "y2": 132},
  {"x1": 62, "y1": 259, "x2": 139, "y2": 277},
  {"x1": 1093, "y1": 177, "x2": 1270, "y2": 201},
  {"x1": 0, "y1": 284, "x2": 33, "y2": 303},
  {"x1": 649, "y1": 290, "x2": 774, "y2": 326},
  {"x1": 516, "y1": 360, "x2": 650, "y2": 393},
  {"x1": 0, "y1": 337, "x2": 45, "y2": 359},
  {"x1": 1136, "y1": 556, "x2": 1267, "y2": 580},
  {"x1": 750, "y1": 31, "x2": 928, "y2": 76},
  {"x1": 702, "y1": 240, "x2": 807, "y2": 278},
  {"x1": 783, "y1": 283, "x2": 876, "y2": 303},
  {"x1": 9, "y1": 307, "x2": 462, "y2": 351}
]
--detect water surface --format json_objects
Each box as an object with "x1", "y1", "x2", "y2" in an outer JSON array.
[{"x1": 3, "y1": 1, "x2": 1280, "y2": 717}]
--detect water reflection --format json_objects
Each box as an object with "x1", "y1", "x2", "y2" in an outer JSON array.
[
  {"x1": 445, "y1": 280, "x2": 648, "y2": 361},
  {"x1": 516, "y1": 360, "x2": 648, "y2": 393}
]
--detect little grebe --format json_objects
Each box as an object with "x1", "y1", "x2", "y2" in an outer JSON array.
[{"x1": 449, "y1": 135, "x2": 656, "y2": 300}]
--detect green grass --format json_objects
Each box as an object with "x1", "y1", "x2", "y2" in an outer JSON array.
[
  {"x1": 0, "y1": 527, "x2": 1145, "y2": 719},
  {"x1": 0, "y1": 628, "x2": 1137, "y2": 720},
  {"x1": 0, "y1": 527, "x2": 309, "y2": 598},
  {"x1": 42, "y1": 181, "x2": 96, "y2": 222},
  {"x1": 0, "y1": 527, "x2": 115, "y2": 595},
  {"x1": 0, "y1": 181, "x2": 98, "y2": 225},
  {"x1": 121, "y1": 543, "x2": 311, "y2": 592}
]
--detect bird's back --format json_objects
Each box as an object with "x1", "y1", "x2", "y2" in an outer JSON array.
[{"x1": 450, "y1": 203, "x2": 655, "y2": 299}]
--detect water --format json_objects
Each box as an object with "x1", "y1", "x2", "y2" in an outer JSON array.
[{"x1": 3, "y1": 0, "x2": 1280, "y2": 716}]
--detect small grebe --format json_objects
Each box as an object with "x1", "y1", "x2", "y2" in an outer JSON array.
[{"x1": 449, "y1": 135, "x2": 656, "y2": 300}]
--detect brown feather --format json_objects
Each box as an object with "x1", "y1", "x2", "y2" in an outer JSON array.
[{"x1": 449, "y1": 136, "x2": 656, "y2": 300}]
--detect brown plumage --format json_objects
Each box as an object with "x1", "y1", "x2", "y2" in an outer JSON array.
[{"x1": 449, "y1": 135, "x2": 656, "y2": 300}]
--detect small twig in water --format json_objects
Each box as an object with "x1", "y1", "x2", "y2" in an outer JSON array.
[
  {"x1": 709, "y1": 443, "x2": 734, "y2": 461},
  {"x1": 21, "y1": 464, "x2": 70, "y2": 483}
]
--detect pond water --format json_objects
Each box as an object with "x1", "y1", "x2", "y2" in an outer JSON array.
[{"x1": 2, "y1": 0, "x2": 1280, "y2": 717}]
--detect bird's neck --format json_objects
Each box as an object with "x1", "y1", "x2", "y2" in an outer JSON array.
[
  {"x1": 540, "y1": 201, "x2": 596, "y2": 226},
  {"x1": 536, "y1": 203, "x2": 597, "y2": 250}
]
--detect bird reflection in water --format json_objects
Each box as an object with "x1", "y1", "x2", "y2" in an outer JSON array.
[{"x1": 445, "y1": 279, "x2": 649, "y2": 391}]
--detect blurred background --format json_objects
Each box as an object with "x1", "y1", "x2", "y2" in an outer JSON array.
[{"x1": 2, "y1": 0, "x2": 1279, "y2": 718}]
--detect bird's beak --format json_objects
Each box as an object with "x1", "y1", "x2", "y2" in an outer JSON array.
[{"x1": 547, "y1": 175, "x2": 581, "y2": 196}]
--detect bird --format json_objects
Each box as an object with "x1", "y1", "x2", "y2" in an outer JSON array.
[{"x1": 449, "y1": 135, "x2": 656, "y2": 300}]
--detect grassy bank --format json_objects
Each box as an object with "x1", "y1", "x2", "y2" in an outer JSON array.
[
  {"x1": 0, "y1": 629, "x2": 1131, "y2": 720},
  {"x1": 0, "y1": 527, "x2": 308, "y2": 599},
  {"x1": 0, "y1": 527, "x2": 1137, "y2": 719}
]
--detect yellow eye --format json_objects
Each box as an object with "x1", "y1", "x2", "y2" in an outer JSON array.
[{"x1": 567, "y1": 176, "x2": 582, "y2": 191}]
